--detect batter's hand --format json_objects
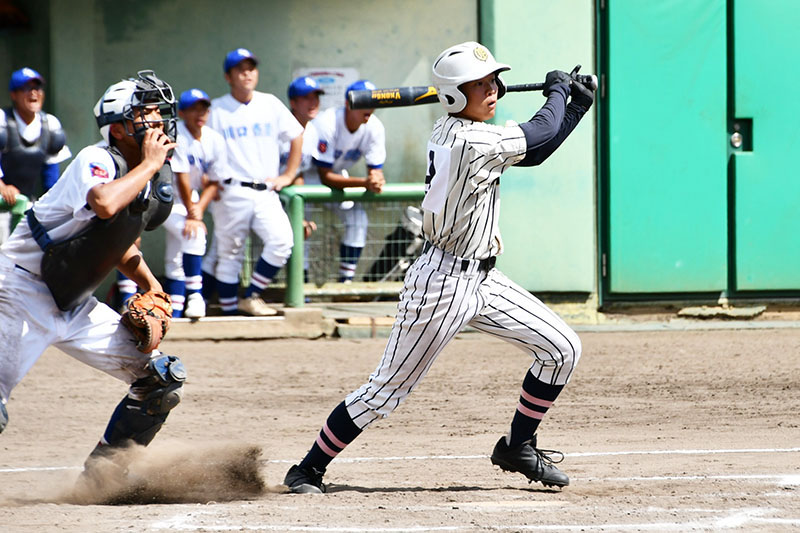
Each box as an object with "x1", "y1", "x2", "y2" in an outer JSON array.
[
  {"x1": 543, "y1": 70, "x2": 571, "y2": 96},
  {"x1": 268, "y1": 174, "x2": 294, "y2": 192},
  {"x1": 0, "y1": 182, "x2": 20, "y2": 206},
  {"x1": 140, "y1": 128, "x2": 177, "y2": 171}
]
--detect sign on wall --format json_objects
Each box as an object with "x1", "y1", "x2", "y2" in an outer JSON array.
[{"x1": 292, "y1": 67, "x2": 359, "y2": 110}]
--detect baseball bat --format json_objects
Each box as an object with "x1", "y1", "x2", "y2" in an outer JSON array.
[{"x1": 348, "y1": 73, "x2": 598, "y2": 109}]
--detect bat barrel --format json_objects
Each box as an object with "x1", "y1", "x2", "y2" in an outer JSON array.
[
  {"x1": 348, "y1": 86, "x2": 439, "y2": 110},
  {"x1": 348, "y1": 73, "x2": 598, "y2": 109}
]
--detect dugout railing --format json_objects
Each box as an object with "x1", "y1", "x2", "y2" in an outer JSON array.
[{"x1": 273, "y1": 183, "x2": 426, "y2": 307}]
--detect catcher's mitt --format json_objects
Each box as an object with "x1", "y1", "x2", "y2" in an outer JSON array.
[{"x1": 120, "y1": 291, "x2": 173, "y2": 353}]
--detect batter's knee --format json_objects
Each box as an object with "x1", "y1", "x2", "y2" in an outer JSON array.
[{"x1": 554, "y1": 327, "x2": 582, "y2": 384}]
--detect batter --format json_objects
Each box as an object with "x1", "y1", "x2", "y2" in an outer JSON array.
[{"x1": 284, "y1": 42, "x2": 595, "y2": 493}]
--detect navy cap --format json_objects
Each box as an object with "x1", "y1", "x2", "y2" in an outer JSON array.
[
  {"x1": 288, "y1": 76, "x2": 325, "y2": 99},
  {"x1": 224, "y1": 48, "x2": 259, "y2": 73},
  {"x1": 345, "y1": 79, "x2": 376, "y2": 99},
  {"x1": 9, "y1": 67, "x2": 44, "y2": 91},
  {"x1": 178, "y1": 88, "x2": 211, "y2": 111}
]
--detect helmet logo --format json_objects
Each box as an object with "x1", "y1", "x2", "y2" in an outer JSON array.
[{"x1": 473, "y1": 46, "x2": 489, "y2": 62}]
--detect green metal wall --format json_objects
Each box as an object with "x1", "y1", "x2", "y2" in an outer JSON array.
[
  {"x1": 601, "y1": 0, "x2": 800, "y2": 297},
  {"x1": 481, "y1": 0, "x2": 597, "y2": 293},
  {"x1": 604, "y1": 1, "x2": 728, "y2": 294},
  {"x1": 731, "y1": 0, "x2": 800, "y2": 290}
]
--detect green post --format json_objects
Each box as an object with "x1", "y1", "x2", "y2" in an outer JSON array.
[{"x1": 284, "y1": 188, "x2": 307, "y2": 307}]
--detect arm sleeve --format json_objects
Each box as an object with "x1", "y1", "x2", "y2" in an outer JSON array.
[
  {"x1": 514, "y1": 83, "x2": 576, "y2": 167},
  {"x1": 42, "y1": 163, "x2": 60, "y2": 191}
]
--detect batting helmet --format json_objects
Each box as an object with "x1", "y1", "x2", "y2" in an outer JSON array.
[
  {"x1": 431, "y1": 41, "x2": 510, "y2": 114},
  {"x1": 94, "y1": 70, "x2": 177, "y2": 145}
]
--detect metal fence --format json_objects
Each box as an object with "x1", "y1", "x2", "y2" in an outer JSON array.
[{"x1": 244, "y1": 184, "x2": 426, "y2": 306}]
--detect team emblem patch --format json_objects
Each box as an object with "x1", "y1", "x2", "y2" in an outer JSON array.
[
  {"x1": 89, "y1": 162, "x2": 109, "y2": 180},
  {"x1": 318, "y1": 140, "x2": 328, "y2": 154},
  {"x1": 474, "y1": 45, "x2": 489, "y2": 61}
]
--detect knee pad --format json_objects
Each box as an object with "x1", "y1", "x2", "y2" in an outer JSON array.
[
  {"x1": 0, "y1": 402, "x2": 8, "y2": 434},
  {"x1": 103, "y1": 355, "x2": 186, "y2": 447}
]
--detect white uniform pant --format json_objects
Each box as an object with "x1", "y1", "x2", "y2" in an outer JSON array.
[
  {"x1": 212, "y1": 184, "x2": 293, "y2": 284},
  {"x1": 0, "y1": 255, "x2": 157, "y2": 404},
  {"x1": 333, "y1": 202, "x2": 368, "y2": 248},
  {"x1": 163, "y1": 202, "x2": 207, "y2": 280},
  {"x1": 344, "y1": 244, "x2": 582, "y2": 430}
]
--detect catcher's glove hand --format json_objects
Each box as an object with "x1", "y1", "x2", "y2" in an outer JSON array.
[{"x1": 120, "y1": 291, "x2": 173, "y2": 353}]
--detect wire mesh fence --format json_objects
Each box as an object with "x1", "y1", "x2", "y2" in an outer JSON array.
[{"x1": 243, "y1": 185, "x2": 426, "y2": 303}]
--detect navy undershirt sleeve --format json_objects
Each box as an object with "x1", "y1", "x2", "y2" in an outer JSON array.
[{"x1": 516, "y1": 83, "x2": 589, "y2": 167}]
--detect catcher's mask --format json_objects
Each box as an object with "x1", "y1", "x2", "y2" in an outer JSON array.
[{"x1": 94, "y1": 70, "x2": 177, "y2": 146}]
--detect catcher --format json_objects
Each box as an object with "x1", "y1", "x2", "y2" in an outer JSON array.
[{"x1": 0, "y1": 71, "x2": 185, "y2": 481}]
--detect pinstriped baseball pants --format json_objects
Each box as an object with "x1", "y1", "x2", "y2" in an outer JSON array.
[{"x1": 344, "y1": 244, "x2": 582, "y2": 430}]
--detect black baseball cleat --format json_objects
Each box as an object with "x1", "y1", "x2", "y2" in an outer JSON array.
[
  {"x1": 284, "y1": 464, "x2": 326, "y2": 494},
  {"x1": 490, "y1": 435, "x2": 570, "y2": 488}
]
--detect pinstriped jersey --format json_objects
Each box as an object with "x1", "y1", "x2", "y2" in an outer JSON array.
[{"x1": 422, "y1": 115, "x2": 527, "y2": 260}]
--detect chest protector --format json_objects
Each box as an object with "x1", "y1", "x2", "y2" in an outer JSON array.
[
  {"x1": 32, "y1": 146, "x2": 173, "y2": 311},
  {"x1": 1, "y1": 108, "x2": 66, "y2": 197}
]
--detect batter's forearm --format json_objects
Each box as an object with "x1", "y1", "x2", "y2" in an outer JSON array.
[{"x1": 526, "y1": 103, "x2": 588, "y2": 166}]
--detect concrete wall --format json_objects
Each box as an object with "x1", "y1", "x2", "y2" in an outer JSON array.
[
  {"x1": 48, "y1": 0, "x2": 478, "y2": 178},
  {"x1": 482, "y1": 0, "x2": 597, "y2": 293}
]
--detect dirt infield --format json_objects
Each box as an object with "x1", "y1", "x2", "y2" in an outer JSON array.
[{"x1": 1, "y1": 327, "x2": 799, "y2": 531}]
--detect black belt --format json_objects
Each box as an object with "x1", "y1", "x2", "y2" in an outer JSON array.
[
  {"x1": 223, "y1": 178, "x2": 268, "y2": 191},
  {"x1": 423, "y1": 241, "x2": 496, "y2": 272}
]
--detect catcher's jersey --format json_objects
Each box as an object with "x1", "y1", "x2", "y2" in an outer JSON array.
[
  {"x1": 422, "y1": 115, "x2": 527, "y2": 260},
  {"x1": 279, "y1": 120, "x2": 319, "y2": 183},
  {"x1": 209, "y1": 92, "x2": 303, "y2": 183},
  {"x1": 0, "y1": 145, "x2": 119, "y2": 274},
  {"x1": 171, "y1": 121, "x2": 230, "y2": 198},
  {"x1": 312, "y1": 107, "x2": 385, "y2": 173}
]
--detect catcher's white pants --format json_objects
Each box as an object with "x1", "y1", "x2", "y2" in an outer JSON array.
[
  {"x1": 344, "y1": 244, "x2": 582, "y2": 430},
  {"x1": 211, "y1": 185, "x2": 293, "y2": 284},
  {"x1": 0, "y1": 254, "x2": 157, "y2": 404},
  {"x1": 163, "y1": 202, "x2": 207, "y2": 280}
]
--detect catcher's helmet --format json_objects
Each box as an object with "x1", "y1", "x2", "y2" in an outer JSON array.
[
  {"x1": 94, "y1": 70, "x2": 177, "y2": 145},
  {"x1": 431, "y1": 41, "x2": 510, "y2": 114}
]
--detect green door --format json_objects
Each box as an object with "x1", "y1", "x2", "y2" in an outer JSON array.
[
  {"x1": 605, "y1": 1, "x2": 729, "y2": 293},
  {"x1": 731, "y1": 1, "x2": 800, "y2": 290}
]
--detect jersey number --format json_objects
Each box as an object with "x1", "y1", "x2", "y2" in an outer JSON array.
[{"x1": 421, "y1": 142, "x2": 450, "y2": 215}]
